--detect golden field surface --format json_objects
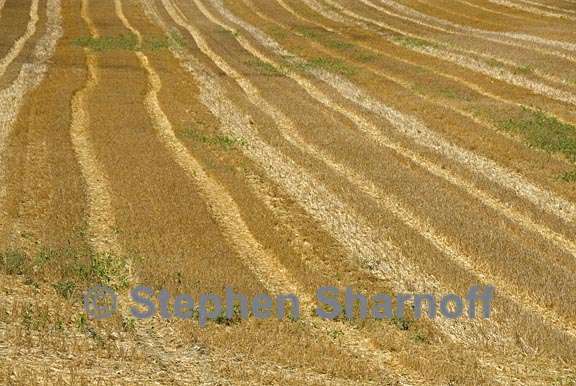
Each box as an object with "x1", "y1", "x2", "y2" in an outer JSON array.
[{"x1": 1, "y1": 0, "x2": 576, "y2": 384}]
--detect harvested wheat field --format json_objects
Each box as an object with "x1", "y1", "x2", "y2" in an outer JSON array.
[{"x1": 1, "y1": 0, "x2": 576, "y2": 384}]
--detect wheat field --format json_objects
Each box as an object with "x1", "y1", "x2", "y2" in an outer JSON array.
[{"x1": 0, "y1": 0, "x2": 576, "y2": 384}]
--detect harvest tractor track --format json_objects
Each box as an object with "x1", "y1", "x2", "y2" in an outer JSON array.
[{"x1": 0, "y1": 0, "x2": 575, "y2": 384}]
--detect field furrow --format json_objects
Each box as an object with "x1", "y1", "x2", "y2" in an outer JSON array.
[
  {"x1": 334, "y1": 0, "x2": 576, "y2": 81},
  {"x1": 71, "y1": 0, "x2": 120, "y2": 257},
  {"x1": 212, "y1": 0, "x2": 576, "y2": 250},
  {"x1": 169, "y1": 0, "x2": 480, "y2": 340},
  {"x1": 88, "y1": 0, "x2": 418, "y2": 383},
  {"x1": 387, "y1": 0, "x2": 576, "y2": 46},
  {"x1": 144, "y1": 2, "x2": 496, "y2": 382},
  {"x1": 245, "y1": 0, "x2": 576, "y2": 263},
  {"x1": 0, "y1": 0, "x2": 62, "y2": 245},
  {"x1": 319, "y1": 0, "x2": 576, "y2": 110},
  {"x1": 487, "y1": 0, "x2": 576, "y2": 20},
  {"x1": 227, "y1": 0, "x2": 570, "y2": 316},
  {"x1": 282, "y1": 0, "x2": 570, "y2": 229},
  {"x1": 143, "y1": 1, "x2": 435, "y2": 383},
  {"x1": 198, "y1": 0, "x2": 576, "y2": 348},
  {"x1": 0, "y1": 0, "x2": 39, "y2": 80},
  {"x1": 1, "y1": 0, "x2": 574, "y2": 383},
  {"x1": 148, "y1": 0, "x2": 576, "y2": 380}
]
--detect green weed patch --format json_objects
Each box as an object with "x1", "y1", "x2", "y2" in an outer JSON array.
[
  {"x1": 245, "y1": 59, "x2": 285, "y2": 76},
  {"x1": 392, "y1": 36, "x2": 437, "y2": 49},
  {"x1": 499, "y1": 109, "x2": 576, "y2": 162},
  {"x1": 73, "y1": 33, "x2": 182, "y2": 52},
  {"x1": 560, "y1": 170, "x2": 576, "y2": 182},
  {"x1": 183, "y1": 129, "x2": 247, "y2": 150},
  {"x1": 294, "y1": 56, "x2": 358, "y2": 76},
  {"x1": 0, "y1": 248, "x2": 130, "y2": 298},
  {"x1": 498, "y1": 108, "x2": 576, "y2": 182}
]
